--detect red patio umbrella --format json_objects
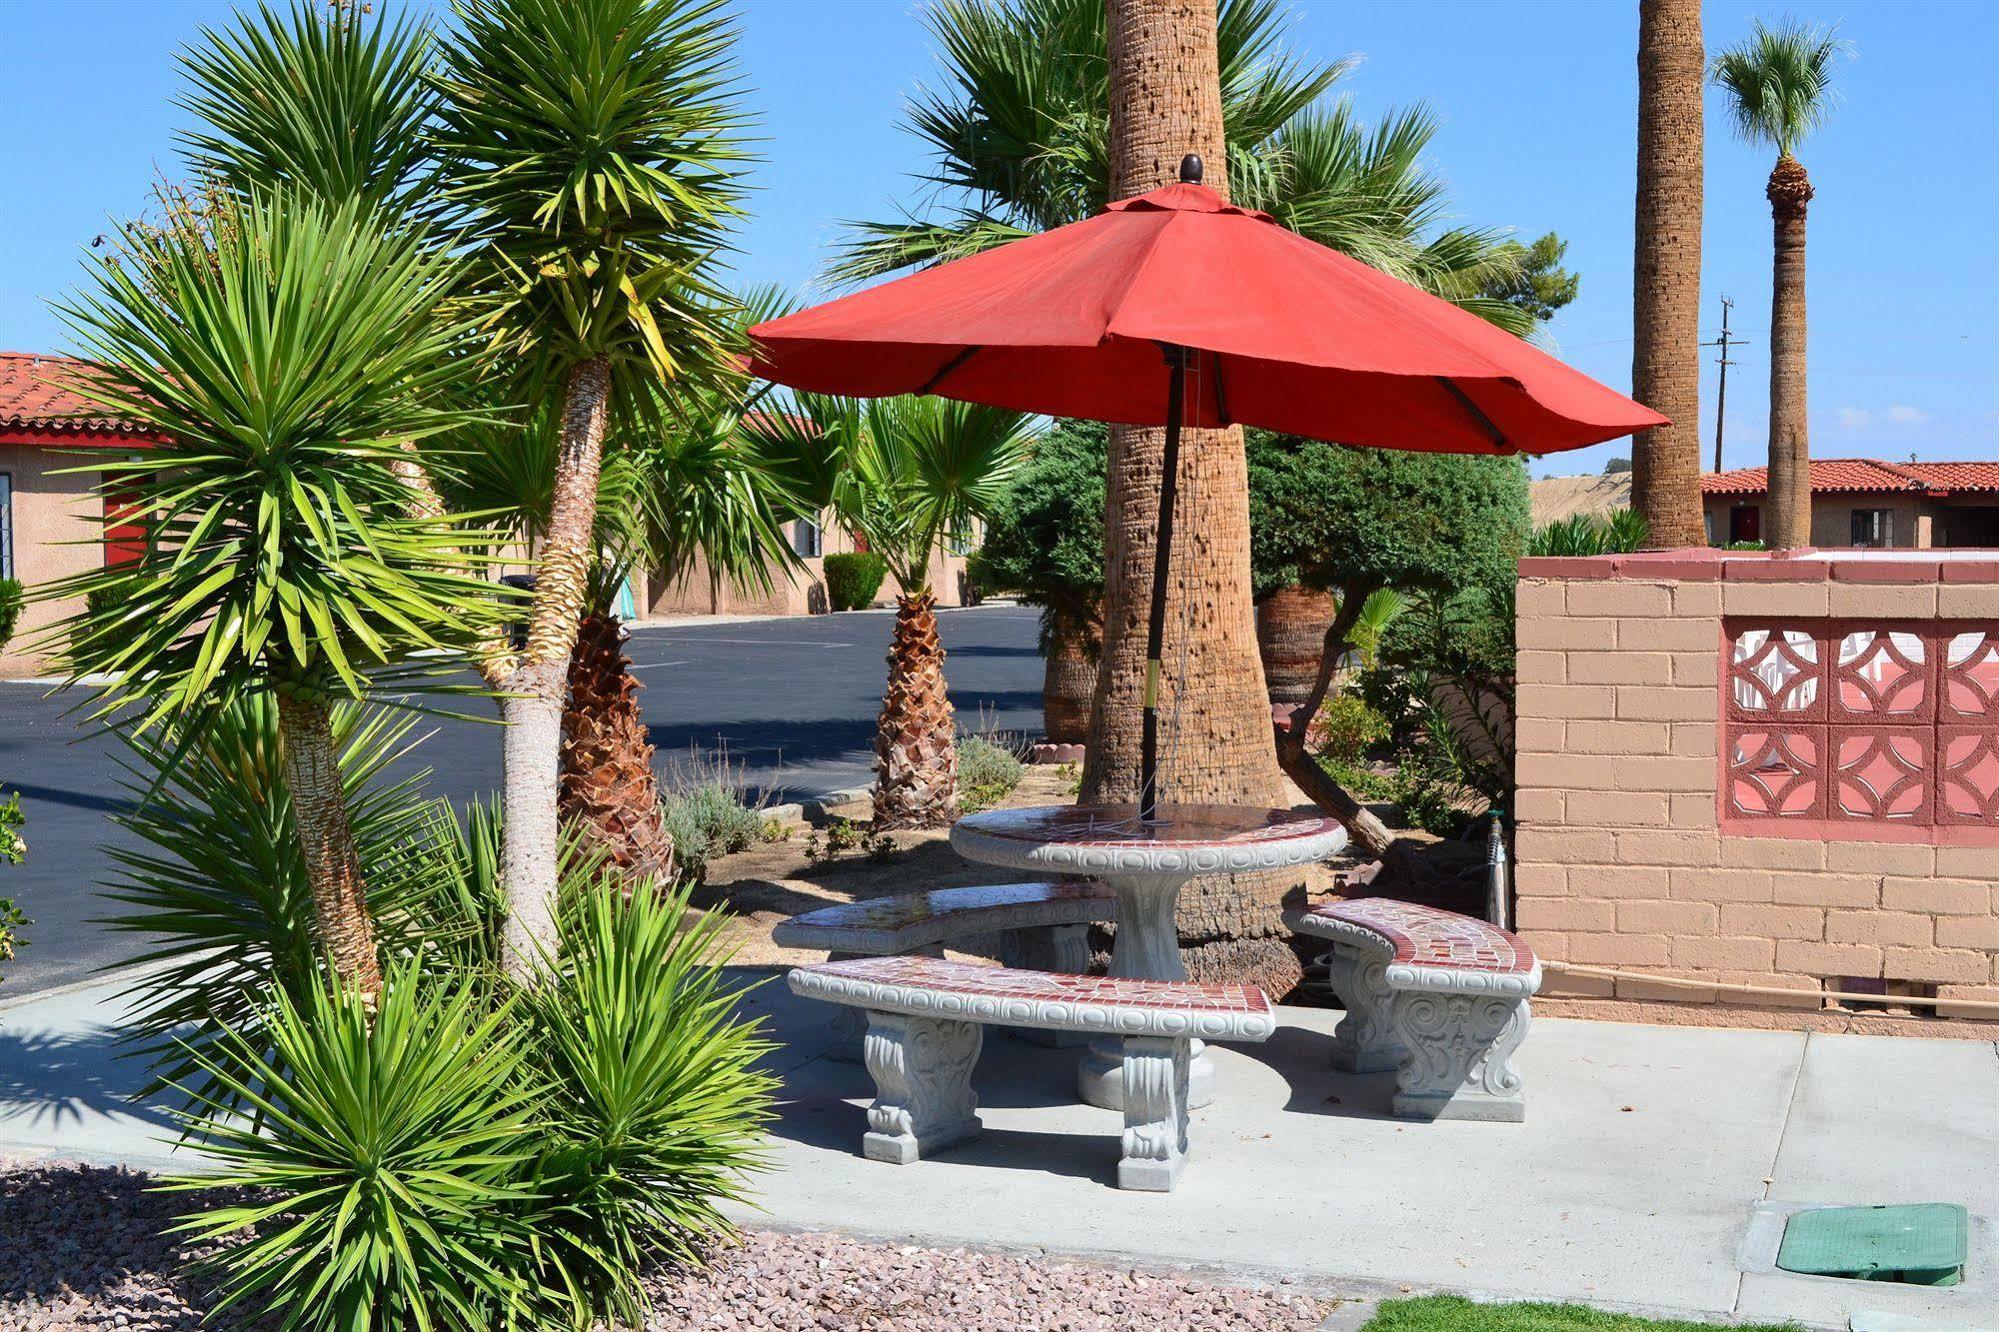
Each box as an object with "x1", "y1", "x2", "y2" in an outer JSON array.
[{"x1": 751, "y1": 156, "x2": 1665, "y2": 818}]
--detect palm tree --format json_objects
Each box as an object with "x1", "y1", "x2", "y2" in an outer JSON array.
[
  {"x1": 1631, "y1": 0, "x2": 1705, "y2": 547},
  {"x1": 839, "y1": 0, "x2": 1534, "y2": 332},
  {"x1": 430, "y1": 0, "x2": 751, "y2": 975},
  {"x1": 752, "y1": 397, "x2": 1032, "y2": 828},
  {"x1": 45, "y1": 191, "x2": 498, "y2": 1001},
  {"x1": 1712, "y1": 19, "x2": 1848, "y2": 550}
]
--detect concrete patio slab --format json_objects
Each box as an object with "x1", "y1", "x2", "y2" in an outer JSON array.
[{"x1": 6, "y1": 964, "x2": 1996, "y2": 1328}]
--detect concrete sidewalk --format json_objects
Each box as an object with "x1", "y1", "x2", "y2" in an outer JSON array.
[{"x1": 5, "y1": 969, "x2": 1995, "y2": 1329}]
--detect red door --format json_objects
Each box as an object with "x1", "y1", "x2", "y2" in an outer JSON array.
[
  {"x1": 1729, "y1": 504, "x2": 1762, "y2": 545},
  {"x1": 104, "y1": 482, "x2": 146, "y2": 566}
]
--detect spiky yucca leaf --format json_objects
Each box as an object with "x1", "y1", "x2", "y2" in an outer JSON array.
[
  {"x1": 41, "y1": 188, "x2": 510, "y2": 731},
  {"x1": 165, "y1": 965, "x2": 547, "y2": 1332}
]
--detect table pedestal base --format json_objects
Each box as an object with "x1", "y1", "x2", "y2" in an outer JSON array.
[{"x1": 1074, "y1": 872, "x2": 1215, "y2": 1111}]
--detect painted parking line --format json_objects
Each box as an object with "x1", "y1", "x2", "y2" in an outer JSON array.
[
  {"x1": 626, "y1": 660, "x2": 690, "y2": 671},
  {"x1": 661, "y1": 637, "x2": 856, "y2": 648}
]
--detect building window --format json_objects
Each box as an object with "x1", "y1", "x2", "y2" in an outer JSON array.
[
  {"x1": 791, "y1": 514, "x2": 822, "y2": 559},
  {"x1": 1850, "y1": 508, "x2": 1893, "y2": 548},
  {"x1": 1728, "y1": 504, "x2": 1761, "y2": 545},
  {"x1": 0, "y1": 471, "x2": 12, "y2": 579},
  {"x1": 945, "y1": 519, "x2": 979, "y2": 557},
  {"x1": 1721, "y1": 619, "x2": 1999, "y2": 840}
]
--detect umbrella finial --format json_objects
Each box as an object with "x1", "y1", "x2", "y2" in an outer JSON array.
[{"x1": 1179, "y1": 153, "x2": 1203, "y2": 184}]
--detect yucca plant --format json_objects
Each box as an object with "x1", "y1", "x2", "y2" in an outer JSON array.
[
  {"x1": 42, "y1": 188, "x2": 505, "y2": 999},
  {"x1": 101, "y1": 698, "x2": 451, "y2": 1115},
  {"x1": 165, "y1": 965, "x2": 547, "y2": 1332},
  {"x1": 752, "y1": 395, "x2": 1032, "y2": 827},
  {"x1": 514, "y1": 882, "x2": 776, "y2": 1326},
  {"x1": 429, "y1": 0, "x2": 753, "y2": 977}
]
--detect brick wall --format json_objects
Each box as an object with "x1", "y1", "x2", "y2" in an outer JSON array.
[{"x1": 1514, "y1": 549, "x2": 1999, "y2": 1020}]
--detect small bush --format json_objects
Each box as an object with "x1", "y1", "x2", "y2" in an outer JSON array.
[
  {"x1": 84, "y1": 584, "x2": 128, "y2": 619},
  {"x1": 658, "y1": 744, "x2": 771, "y2": 880},
  {"x1": 956, "y1": 733, "x2": 1025, "y2": 813},
  {"x1": 0, "y1": 578, "x2": 22, "y2": 651},
  {"x1": 823, "y1": 550, "x2": 887, "y2": 611},
  {"x1": 1311, "y1": 692, "x2": 1389, "y2": 764}
]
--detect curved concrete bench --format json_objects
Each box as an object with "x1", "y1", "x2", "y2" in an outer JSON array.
[
  {"x1": 1293, "y1": 897, "x2": 1541, "y2": 1123},
  {"x1": 788, "y1": 954, "x2": 1274, "y2": 1192},
  {"x1": 774, "y1": 882, "x2": 1116, "y2": 1055}
]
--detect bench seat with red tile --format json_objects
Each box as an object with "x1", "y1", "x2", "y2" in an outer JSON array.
[
  {"x1": 787, "y1": 954, "x2": 1275, "y2": 1192},
  {"x1": 1292, "y1": 898, "x2": 1541, "y2": 1123}
]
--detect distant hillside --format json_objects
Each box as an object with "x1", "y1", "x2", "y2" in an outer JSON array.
[{"x1": 1532, "y1": 472, "x2": 1632, "y2": 526}]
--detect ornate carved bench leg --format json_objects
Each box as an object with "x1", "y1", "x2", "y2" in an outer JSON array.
[
  {"x1": 825, "y1": 945, "x2": 947, "y2": 1062},
  {"x1": 860, "y1": 1012, "x2": 985, "y2": 1164},
  {"x1": 1117, "y1": 1035, "x2": 1190, "y2": 1192},
  {"x1": 1324, "y1": 946, "x2": 1405, "y2": 1074},
  {"x1": 1001, "y1": 924, "x2": 1092, "y2": 1047},
  {"x1": 1387, "y1": 991, "x2": 1530, "y2": 1123}
]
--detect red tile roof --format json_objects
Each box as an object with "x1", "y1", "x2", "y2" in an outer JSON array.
[
  {"x1": 1701, "y1": 458, "x2": 1999, "y2": 497},
  {"x1": 0, "y1": 352, "x2": 149, "y2": 440}
]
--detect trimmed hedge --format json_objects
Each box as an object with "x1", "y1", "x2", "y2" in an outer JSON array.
[
  {"x1": 0, "y1": 579, "x2": 20, "y2": 653},
  {"x1": 823, "y1": 551, "x2": 887, "y2": 611}
]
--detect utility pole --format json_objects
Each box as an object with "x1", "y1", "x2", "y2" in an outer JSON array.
[{"x1": 1701, "y1": 296, "x2": 1748, "y2": 472}]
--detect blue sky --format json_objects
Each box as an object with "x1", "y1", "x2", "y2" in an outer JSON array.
[{"x1": 2, "y1": 0, "x2": 1993, "y2": 477}]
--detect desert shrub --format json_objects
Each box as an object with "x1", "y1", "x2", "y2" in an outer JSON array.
[
  {"x1": 658, "y1": 745, "x2": 769, "y2": 879},
  {"x1": 83, "y1": 583, "x2": 128, "y2": 620},
  {"x1": 1312, "y1": 692, "x2": 1389, "y2": 764},
  {"x1": 822, "y1": 550, "x2": 887, "y2": 611},
  {"x1": 0, "y1": 578, "x2": 22, "y2": 651},
  {"x1": 513, "y1": 883, "x2": 776, "y2": 1325},
  {"x1": 169, "y1": 965, "x2": 544, "y2": 1331},
  {"x1": 957, "y1": 733, "x2": 1025, "y2": 812}
]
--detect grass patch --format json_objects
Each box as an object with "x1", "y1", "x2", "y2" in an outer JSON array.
[{"x1": 1362, "y1": 1295, "x2": 1802, "y2": 1331}]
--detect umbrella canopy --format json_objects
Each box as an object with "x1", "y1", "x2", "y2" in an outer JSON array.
[{"x1": 749, "y1": 178, "x2": 1664, "y2": 455}]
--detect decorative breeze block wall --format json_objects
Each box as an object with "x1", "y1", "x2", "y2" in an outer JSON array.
[{"x1": 1513, "y1": 550, "x2": 1999, "y2": 1019}]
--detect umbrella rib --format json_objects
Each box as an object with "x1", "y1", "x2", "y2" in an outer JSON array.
[
  {"x1": 1434, "y1": 376, "x2": 1511, "y2": 452},
  {"x1": 917, "y1": 345, "x2": 983, "y2": 397}
]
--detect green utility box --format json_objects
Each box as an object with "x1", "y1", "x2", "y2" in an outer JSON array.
[{"x1": 1777, "y1": 1203, "x2": 1968, "y2": 1287}]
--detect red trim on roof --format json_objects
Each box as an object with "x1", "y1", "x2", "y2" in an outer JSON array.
[
  {"x1": 0, "y1": 352, "x2": 155, "y2": 445},
  {"x1": 1701, "y1": 457, "x2": 1999, "y2": 498}
]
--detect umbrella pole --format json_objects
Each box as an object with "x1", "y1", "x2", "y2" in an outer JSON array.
[{"x1": 1139, "y1": 343, "x2": 1187, "y2": 822}]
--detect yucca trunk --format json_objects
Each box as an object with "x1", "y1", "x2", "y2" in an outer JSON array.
[
  {"x1": 1257, "y1": 585, "x2": 1336, "y2": 709},
  {"x1": 274, "y1": 690, "x2": 382, "y2": 1001},
  {"x1": 1042, "y1": 604, "x2": 1100, "y2": 746},
  {"x1": 1630, "y1": 0, "x2": 1705, "y2": 547},
  {"x1": 499, "y1": 354, "x2": 611, "y2": 978},
  {"x1": 560, "y1": 609, "x2": 676, "y2": 884},
  {"x1": 873, "y1": 591, "x2": 957, "y2": 829},
  {"x1": 1090, "y1": 0, "x2": 1299, "y2": 996},
  {"x1": 1766, "y1": 154, "x2": 1814, "y2": 549}
]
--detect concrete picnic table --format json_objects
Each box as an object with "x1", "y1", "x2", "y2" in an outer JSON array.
[{"x1": 949, "y1": 803, "x2": 1347, "y2": 1111}]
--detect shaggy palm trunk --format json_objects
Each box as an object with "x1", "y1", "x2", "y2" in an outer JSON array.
[
  {"x1": 560, "y1": 610, "x2": 676, "y2": 884},
  {"x1": 1257, "y1": 585, "x2": 1336, "y2": 709},
  {"x1": 1630, "y1": 0, "x2": 1705, "y2": 546},
  {"x1": 275, "y1": 691, "x2": 382, "y2": 1002},
  {"x1": 1042, "y1": 604, "x2": 1100, "y2": 745},
  {"x1": 1089, "y1": 0, "x2": 1298, "y2": 996},
  {"x1": 1766, "y1": 154, "x2": 1814, "y2": 550},
  {"x1": 874, "y1": 591, "x2": 957, "y2": 828},
  {"x1": 499, "y1": 355, "x2": 611, "y2": 979}
]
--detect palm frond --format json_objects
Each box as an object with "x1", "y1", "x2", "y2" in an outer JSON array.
[{"x1": 1710, "y1": 18, "x2": 1850, "y2": 157}]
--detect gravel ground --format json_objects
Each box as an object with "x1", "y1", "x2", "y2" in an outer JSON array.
[{"x1": 1, "y1": 1159, "x2": 1333, "y2": 1331}]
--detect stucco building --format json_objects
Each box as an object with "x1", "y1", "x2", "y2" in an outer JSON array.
[
  {"x1": 0, "y1": 353, "x2": 154, "y2": 679},
  {"x1": 1702, "y1": 458, "x2": 1999, "y2": 549}
]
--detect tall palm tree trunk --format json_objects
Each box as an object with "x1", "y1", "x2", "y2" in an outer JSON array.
[
  {"x1": 1257, "y1": 584, "x2": 1336, "y2": 708},
  {"x1": 1766, "y1": 155, "x2": 1813, "y2": 549},
  {"x1": 1630, "y1": 0, "x2": 1705, "y2": 547},
  {"x1": 874, "y1": 591, "x2": 957, "y2": 828},
  {"x1": 1089, "y1": 0, "x2": 1298, "y2": 996},
  {"x1": 561, "y1": 609, "x2": 676, "y2": 883},
  {"x1": 1042, "y1": 604, "x2": 1099, "y2": 746},
  {"x1": 275, "y1": 691, "x2": 382, "y2": 1000},
  {"x1": 499, "y1": 354, "x2": 611, "y2": 978}
]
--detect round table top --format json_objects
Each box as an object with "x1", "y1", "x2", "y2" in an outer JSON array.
[{"x1": 950, "y1": 803, "x2": 1349, "y2": 878}]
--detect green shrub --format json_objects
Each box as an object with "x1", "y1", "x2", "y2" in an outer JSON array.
[
  {"x1": 169, "y1": 965, "x2": 544, "y2": 1331},
  {"x1": 84, "y1": 583, "x2": 128, "y2": 620},
  {"x1": 956, "y1": 732, "x2": 1025, "y2": 813},
  {"x1": 658, "y1": 745, "x2": 770, "y2": 879},
  {"x1": 823, "y1": 550, "x2": 887, "y2": 611},
  {"x1": 0, "y1": 578, "x2": 22, "y2": 651},
  {"x1": 1313, "y1": 692, "x2": 1389, "y2": 764},
  {"x1": 514, "y1": 883, "x2": 776, "y2": 1324}
]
